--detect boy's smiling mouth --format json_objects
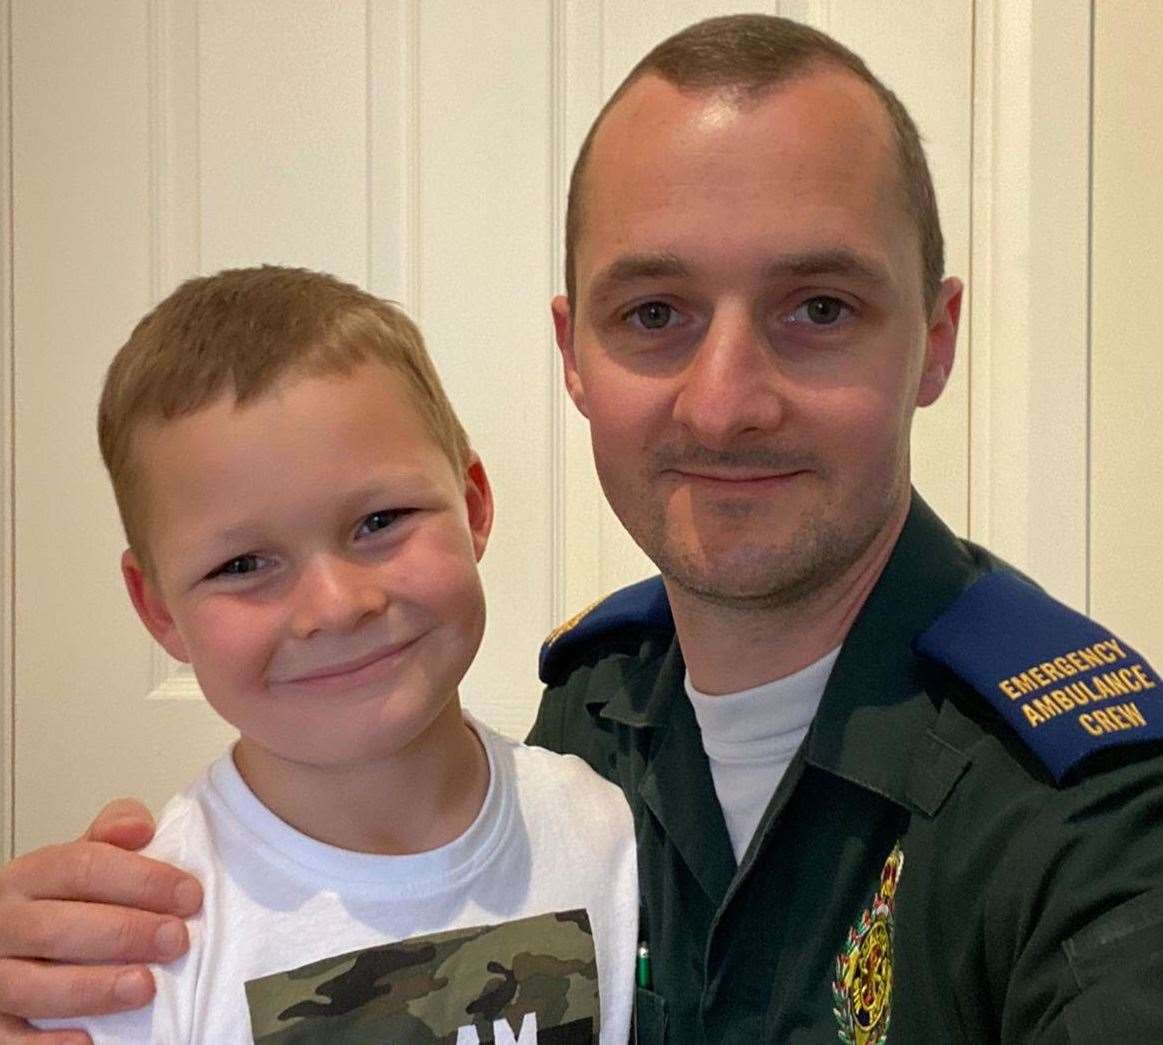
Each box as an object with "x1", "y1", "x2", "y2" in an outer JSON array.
[{"x1": 270, "y1": 637, "x2": 422, "y2": 691}]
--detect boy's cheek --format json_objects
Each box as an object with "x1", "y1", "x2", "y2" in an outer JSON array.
[
  {"x1": 416, "y1": 556, "x2": 487, "y2": 621},
  {"x1": 183, "y1": 608, "x2": 276, "y2": 679}
]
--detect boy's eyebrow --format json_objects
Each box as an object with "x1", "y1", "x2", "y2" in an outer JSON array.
[
  {"x1": 200, "y1": 522, "x2": 265, "y2": 549},
  {"x1": 192, "y1": 475, "x2": 437, "y2": 550},
  {"x1": 340, "y1": 475, "x2": 432, "y2": 506}
]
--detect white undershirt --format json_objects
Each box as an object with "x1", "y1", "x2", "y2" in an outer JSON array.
[{"x1": 686, "y1": 647, "x2": 840, "y2": 863}]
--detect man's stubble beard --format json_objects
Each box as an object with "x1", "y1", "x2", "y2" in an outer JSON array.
[{"x1": 606, "y1": 464, "x2": 906, "y2": 615}]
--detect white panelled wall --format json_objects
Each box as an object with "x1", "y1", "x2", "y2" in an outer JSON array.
[{"x1": 1, "y1": 0, "x2": 1160, "y2": 856}]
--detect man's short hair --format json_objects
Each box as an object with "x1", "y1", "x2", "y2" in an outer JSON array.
[
  {"x1": 564, "y1": 14, "x2": 944, "y2": 309},
  {"x1": 99, "y1": 265, "x2": 471, "y2": 560}
]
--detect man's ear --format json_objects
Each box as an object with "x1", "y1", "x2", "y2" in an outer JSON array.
[
  {"x1": 121, "y1": 549, "x2": 190, "y2": 662},
  {"x1": 551, "y1": 294, "x2": 588, "y2": 417},
  {"x1": 461, "y1": 454, "x2": 495, "y2": 562},
  {"x1": 916, "y1": 277, "x2": 963, "y2": 408}
]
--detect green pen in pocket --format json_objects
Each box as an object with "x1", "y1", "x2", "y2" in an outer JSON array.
[{"x1": 636, "y1": 940, "x2": 651, "y2": 989}]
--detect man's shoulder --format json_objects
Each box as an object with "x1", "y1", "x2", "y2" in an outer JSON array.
[
  {"x1": 528, "y1": 577, "x2": 677, "y2": 770},
  {"x1": 537, "y1": 574, "x2": 675, "y2": 689},
  {"x1": 916, "y1": 563, "x2": 1163, "y2": 787}
]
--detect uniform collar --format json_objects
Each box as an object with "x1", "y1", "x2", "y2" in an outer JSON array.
[
  {"x1": 581, "y1": 635, "x2": 737, "y2": 901},
  {"x1": 590, "y1": 632, "x2": 683, "y2": 728},
  {"x1": 585, "y1": 493, "x2": 984, "y2": 813},
  {"x1": 804, "y1": 493, "x2": 981, "y2": 810}
]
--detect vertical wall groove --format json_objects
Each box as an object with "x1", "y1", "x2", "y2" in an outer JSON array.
[
  {"x1": 1, "y1": 0, "x2": 15, "y2": 861},
  {"x1": 147, "y1": 0, "x2": 166, "y2": 303},
  {"x1": 1083, "y1": 0, "x2": 1094, "y2": 615},
  {"x1": 192, "y1": 0, "x2": 202, "y2": 273},
  {"x1": 367, "y1": 0, "x2": 419, "y2": 467},
  {"x1": 146, "y1": 0, "x2": 167, "y2": 694},
  {"x1": 147, "y1": 0, "x2": 204, "y2": 700},
  {"x1": 364, "y1": 0, "x2": 373, "y2": 293},
  {"x1": 967, "y1": 0, "x2": 994, "y2": 546},
  {"x1": 549, "y1": 0, "x2": 567, "y2": 625},
  {"x1": 964, "y1": 0, "x2": 978, "y2": 538},
  {"x1": 407, "y1": 1, "x2": 420, "y2": 320},
  {"x1": 367, "y1": 0, "x2": 418, "y2": 311}
]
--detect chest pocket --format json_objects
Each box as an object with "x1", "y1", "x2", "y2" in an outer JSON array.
[{"x1": 632, "y1": 986, "x2": 668, "y2": 1043}]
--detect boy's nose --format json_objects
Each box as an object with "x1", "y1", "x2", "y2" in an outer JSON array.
[{"x1": 289, "y1": 556, "x2": 389, "y2": 639}]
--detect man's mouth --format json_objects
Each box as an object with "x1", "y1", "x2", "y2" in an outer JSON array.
[
  {"x1": 669, "y1": 467, "x2": 805, "y2": 483},
  {"x1": 654, "y1": 446, "x2": 812, "y2": 486},
  {"x1": 662, "y1": 465, "x2": 810, "y2": 491}
]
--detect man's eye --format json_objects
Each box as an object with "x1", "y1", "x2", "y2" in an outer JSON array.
[
  {"x1": 208, "y1": 555, "x2": 263, "y2": 579},
  {"x1": 628, "y1": 301, "x2": 676, "y2": 331},
  {"x1": 789, "y1": 296, "x2": 850, "y2": 326},
  {"x1": 358, "y1": 509, "x2": 406, "y2": 537}
]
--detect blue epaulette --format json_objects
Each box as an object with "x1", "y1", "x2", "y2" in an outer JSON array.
[
  {"x1": 539, "y1": 575, "x2": 673, "y2": 684},
  {"x1": 915, "y1": 570, "x2": 1163, "y2": 783}
]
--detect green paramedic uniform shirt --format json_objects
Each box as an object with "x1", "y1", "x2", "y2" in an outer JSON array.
[{"x1": 528, "y1": 494, "x2": 1163, "y2": 1044}]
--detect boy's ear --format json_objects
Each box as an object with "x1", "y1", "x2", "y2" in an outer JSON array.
[
  {"x1": 551, "y1": 295, "x2": 588, "y2": 418},
  {"x1": 461, "y1": 454, "x2": 494, "y2": 562},
  {"x1": 121, "y1": 549, "x2": 191, "y2": 663}
]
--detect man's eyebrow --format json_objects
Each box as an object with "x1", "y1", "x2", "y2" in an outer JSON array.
[
  {"x1": 587, "y1": 253, "x2": 690, "y2": 301},
  {"x1": 763, "y1": 249, "x2": 889, "y2": 286},
  {"x1": 585, "y1": 248, "x2": 891, "y2": 303}
]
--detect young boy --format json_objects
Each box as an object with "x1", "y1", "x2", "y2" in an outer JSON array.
[{"x1": 37, "y1": 266, "x2": 636, "y2": 1043}]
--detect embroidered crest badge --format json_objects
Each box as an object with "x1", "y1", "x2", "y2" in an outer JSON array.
[{"x1": 832, "y1": 841, "x2": 904, "y2": 1045}]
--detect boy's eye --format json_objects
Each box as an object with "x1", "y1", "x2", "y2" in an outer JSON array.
[
  {"x1": 357, "y1": 509, "x2": 408, "y2": 537},
  {"x1": 207, "y1": 554, "x2": 264, "y2": 579}
]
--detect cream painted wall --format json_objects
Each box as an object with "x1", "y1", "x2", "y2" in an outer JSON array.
[
  {"x1": 1, "y1": 0, "x2": 1158, "y2": 857},
  {"x1": 1090, "y1": 2, "x2": 1163, "y2": 668},
  {"x1": 1, "y1": 0, "x2": 15, "y2": 862},
  {"x1": 968, "y1": 1, "x2": 1093, "y2": 607}
]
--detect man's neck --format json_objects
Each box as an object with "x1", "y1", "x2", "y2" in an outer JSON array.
[
  {"x1": 669, "y1": 502, "x2": 909, "y2": 695},
  {"x1": 233, "y1": 698, "x2": 490, "y2": 855}
]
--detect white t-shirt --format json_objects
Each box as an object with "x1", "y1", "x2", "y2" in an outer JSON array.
[
  {"x1": 38, "y1": 718, "x2": 637, "y2": 1043},
  {"x1": 687, "y1": 648, "x2": 840, "y2": 863}
]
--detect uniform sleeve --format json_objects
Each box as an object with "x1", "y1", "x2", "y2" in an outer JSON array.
[
  {"x1": 526, "y1": 678, "x2": 622, "y2": 784},
  {"x1": 997, "y1": 761, "x2": 1163, "y2": 1044},
  {"x1": 1052, "y1": 886, "x2": 1163, "y2": 1043},
  {"x1": 525, "y1": 685, "x2": 565, "y2": 752}
]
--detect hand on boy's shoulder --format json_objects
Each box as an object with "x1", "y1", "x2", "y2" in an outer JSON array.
[
  {"x1": 83, "y1": 798, "x2": 158, "y2": 851},
  {"x1": 0, "y1": 798, "x2": 202, "y2": 1026}
]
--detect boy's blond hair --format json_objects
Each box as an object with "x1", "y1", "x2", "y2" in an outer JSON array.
[{"x1": 98, "y1": 265, "x2": 471, "y2": 561}]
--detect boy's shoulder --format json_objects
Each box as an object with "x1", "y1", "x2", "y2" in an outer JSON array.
[
  {"x1": 139, "y1": 762, "x2": 221, "y2": 871},
  {"x1": 479, "y1": 719, "x2": 632, "y2": 830}
]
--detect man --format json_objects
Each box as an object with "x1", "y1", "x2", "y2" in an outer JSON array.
[{"x1": 2, "y1": 14, "x2": 1162, "y2": 1043}]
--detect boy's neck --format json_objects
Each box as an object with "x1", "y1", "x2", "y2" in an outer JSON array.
[{"x1": 231, "y1": 699, "x2": 490, "y2": 855}]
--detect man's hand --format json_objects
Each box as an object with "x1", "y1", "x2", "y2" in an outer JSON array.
[{"x1": 0, "y1": 799, "x2": 202, "y2": 1039}]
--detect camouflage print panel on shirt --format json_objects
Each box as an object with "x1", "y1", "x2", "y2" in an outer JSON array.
[{"x1": 245, "y1": 908, "x2": 600, "y2": 1044}]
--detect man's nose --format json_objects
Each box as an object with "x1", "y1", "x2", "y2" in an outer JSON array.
[
  {"x1": 289, "y1": 555, "x2": 388, "y2": 640},
  {"x1": 671, "y1": 309, "x2": 785, "y2": 448}
]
